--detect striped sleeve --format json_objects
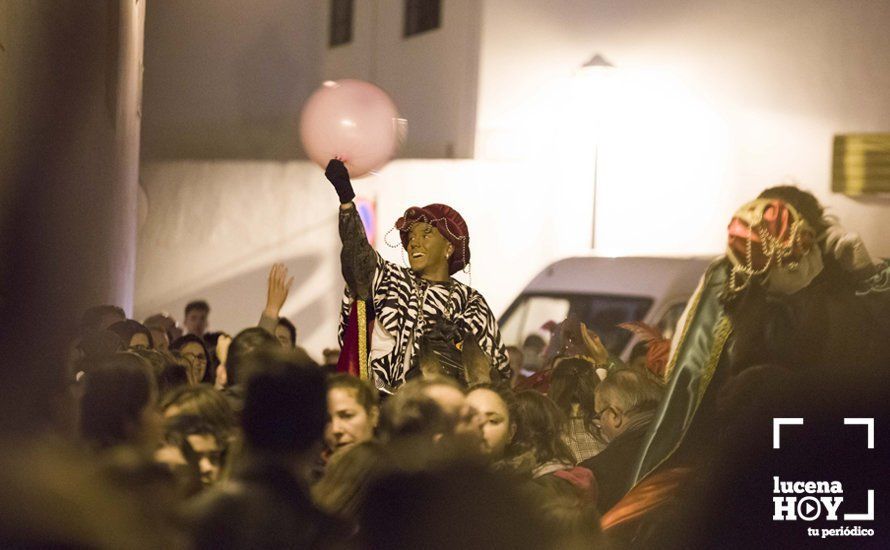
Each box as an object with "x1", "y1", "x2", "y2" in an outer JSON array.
[{"x1": 463, "y1": 290, "x2": 511, "y2": 380}]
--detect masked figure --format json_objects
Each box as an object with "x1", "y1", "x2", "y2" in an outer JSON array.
[{"x1": 629, "y1": 186, "x2": 890, "y2": 491}]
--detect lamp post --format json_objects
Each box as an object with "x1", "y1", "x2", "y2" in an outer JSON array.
[{"x1": 576, "y1": 53, "x2": 614, "y2": 250}]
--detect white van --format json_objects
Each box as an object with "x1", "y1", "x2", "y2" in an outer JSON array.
[{"x1": 498, "y1": 255, "x2": 714, "y2": 361}]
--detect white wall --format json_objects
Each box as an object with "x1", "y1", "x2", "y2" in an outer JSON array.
[
  {"x1": 321, "y1": 0, "x2": 482, "y2": 158},
  {"x1": 135, "y1": 159, "x2": 578, "y2": 358},
  {"x1": 476, "y1": 0, "x2": 890, "y2": 257},
  {"x1": 135, "y1": 0, "x2": 890, "y2": 360},
  {"x1": 141, "y1": 0, "x2": 323, "y2": 159}
]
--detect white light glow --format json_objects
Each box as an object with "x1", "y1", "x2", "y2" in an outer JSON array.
[{"x1": 478, "y1": 64, "x2": 732, "y2": 256}]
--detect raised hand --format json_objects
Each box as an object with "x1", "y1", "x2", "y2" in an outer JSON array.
[
  {"x1": 821, "y1": 223, "x2": 876, "y2": 276},
  {"x1": 264, "y1": 263, "x2": 294, "y2": 318},
  {"x1": 216, "y1": 334, "x2": 232, "y2": 366},
  {"x1": 325, "y1": 158, "x2": 355, "y2": 204},
  {"x1": 580, "y1": 322, "x2": 610, "y2": 367}
]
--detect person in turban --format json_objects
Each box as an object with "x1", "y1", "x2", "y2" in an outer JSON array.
[{"x1": 325, "y1": 159, "x2": 510, "y2": 394}]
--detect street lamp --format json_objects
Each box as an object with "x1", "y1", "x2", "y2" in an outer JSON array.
[{"x1": 575, "y1": 53, "x2": 614, "y2": 249}]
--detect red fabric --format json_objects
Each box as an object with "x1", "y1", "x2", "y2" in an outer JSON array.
[
  {"x1": 514, "y1": 367, "x2": 553, "y2": 392},
  {"x1": 396, "y1": 203, "x2": 470, "y2": 274},
  {"x1": 336, "y1": 300, "x2": 374, "y2": 377},
  {"x1": 553, "y1": 466, "x2": 597, "y2": 505},
  {"x1": 727, "y1": 199, "x2": 811, "y2": 270},
  {"x1": 618, "y1": 321, "x2": 671, "y2": 378}
]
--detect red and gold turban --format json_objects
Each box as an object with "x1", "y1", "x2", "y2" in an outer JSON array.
[{"x1": 725, "y1": 198, "x2": 816, "y2": 293}]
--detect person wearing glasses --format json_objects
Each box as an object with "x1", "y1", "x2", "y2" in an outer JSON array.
[{"x1": 580, "y1": 368, "x2": 664, "y2": 513}]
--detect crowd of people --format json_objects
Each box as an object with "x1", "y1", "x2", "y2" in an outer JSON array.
[
  {"x1": 8, "y1": 171, "x2": 890, "y2": 549},
  {"x1": 63, "y1": 287, "x2": 671, "y2": 549}
]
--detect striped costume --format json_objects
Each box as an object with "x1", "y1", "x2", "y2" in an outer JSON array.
[{"x1": 337, "y1": 206, "x2": 510, "y2": 393}]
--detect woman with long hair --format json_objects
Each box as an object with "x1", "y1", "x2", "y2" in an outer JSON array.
[
  {"x1": 505, "y1": 390, "x2": 598, "y2": 518},
  {"x1": 548, "y1": 357, "x2": 606, "y2": 462},
  {"x1": 170, "y1": 334, "x2": 214, "y2": 385}
]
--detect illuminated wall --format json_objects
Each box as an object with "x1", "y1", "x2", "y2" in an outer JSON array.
[
  {"x1": 476, "y1": 0, "x2": 890, "y2": 257},
  {"x1": 135, "y1": 159, "x2": 576, "y2": 358},
  {"x1": 320, "y1": 0, "x2": 482, "y2": 158}
]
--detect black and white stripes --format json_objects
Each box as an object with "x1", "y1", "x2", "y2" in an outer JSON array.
[{"x1": 339, "y1": 253, "x2": 510, "y2": 393}]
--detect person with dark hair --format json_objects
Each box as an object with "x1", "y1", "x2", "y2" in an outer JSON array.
[
  {"x1": 509, "y1": 391, "x2": 576, "y2": 471},
  {"x1": 143, "y1": 313, "x2": 182, "y2": 347},
  {"x1": 145, "y1": 323, "x2": 170, "y2": 352},
  {"x1": 187, "y1": 348, "x2": 343, "y2": 549},
  {"x1": 162, "y1": 385, "x2": 236, "y2": 435},
  {"x1": 379, "y1": 376, "x2": 483, "y2": 458},
  {"x1": 79, "y1": 353, "x2": 162, "y2": 453},
  {"x1": 581, "y1": 368, "x2": 664, "y2": 513},
  {"x1": 549, "y1": 357, "x2": 606, "y2": 462},
  {"x1": 74, "y1": 330, "x2": 125, "y2": 369},
  {"x1": 80, "y1": 305, "x2": 126, "y2": 331},
  {"x1": 217, "y1": 327, "x2": 278, "y2": 417},
  {"x1": 107, "y1": 319, "x2": 154, "y2": 350},
  {"x1": 274, "y1": 317, "x2": 297, "y2": 348},
  {"x1": 130, "y1": 347, "x2": 189, "y2": 398},
  {"x1": 465, "y1": 384, "x2": 516, "y2": 461},
  {"x1": 157, "y1": 386, "x2": 236, "y2": 493},
  {"x1": 163, "y1": 414, "x2": 230, "y2": 490},
  {"x1": 325, "y1": 374, "x2": 380, "y2": 458},
  {"x1": 171, "y1": 334, "x2": 213, "y2": 385},
  {"x1": 157, "y1": 360, "x2": 191, "y2": 397},
  {"x1": 520, "y1": 334, "x2": 547, "y2": 376},
  {"x1": 184, "y1": 300, "x2": 210, "y2": 337},
  {"x1": 378, "y1": 379, "x2": 454, "y2": 445},
  {"x1": 360, "y1": 463, "x2": 558, "y2": 550},
  {"x1": 506, "y1": 391, "x2": 596, "y2": 510},
  {"x1": 325, "y1": 159, "x2": 510, "y2": 393},
  {"x1": 223, "y1": 327, "x2": 277, "y2": 387},
  {"x1": 312, "y1": 441, "x2": 396, "y2": 532}
]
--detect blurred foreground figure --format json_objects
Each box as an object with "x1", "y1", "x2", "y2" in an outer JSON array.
[
  {"x1": 378, "y1": 376, "x2": 484, "y2": 466},
  {"x1": 361, "y1": 463, "x2": 599, "y2": 550},
  {"x1": 326, "y1": 159, "x2": 510, "y2": 392},
  {"x1": 187, "y1": 349, "x2": 343, "y2": 549}
]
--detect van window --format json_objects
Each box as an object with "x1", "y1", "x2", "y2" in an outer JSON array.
[{"x1": 499, "y1": 293, "x2": 653, "y2": 356}]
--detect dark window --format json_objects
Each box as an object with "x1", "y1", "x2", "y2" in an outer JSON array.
[
  {"x1": 499, "y1": 293, "x2": 654, "y2": 357},
  {"x1": 329, "y1": 0, "x2": 354, "y2": 48},
  {"x1": 404, "y1": 0, "x2": 441, "y2": 37}
]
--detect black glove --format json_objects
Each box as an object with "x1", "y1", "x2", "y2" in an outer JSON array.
[{"x1": 325, "y1": 159, "x2": 355, "y2": 204}]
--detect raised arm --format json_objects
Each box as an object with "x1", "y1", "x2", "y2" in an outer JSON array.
[
  {"x1": 326, "y1": 159, "x2": 377, "y2": 300},
  {"x1": 258, "y1": 262, "x2": 293, "y2": 333}
]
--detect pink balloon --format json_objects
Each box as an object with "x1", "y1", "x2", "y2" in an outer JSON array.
[{"x1": 300, "y1": 79, "x2": 405, "y2": 179}]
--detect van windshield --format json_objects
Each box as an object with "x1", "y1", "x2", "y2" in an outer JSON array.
[{"x1": 499, "y1": 293, "x2": 653, "y2": 358}]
